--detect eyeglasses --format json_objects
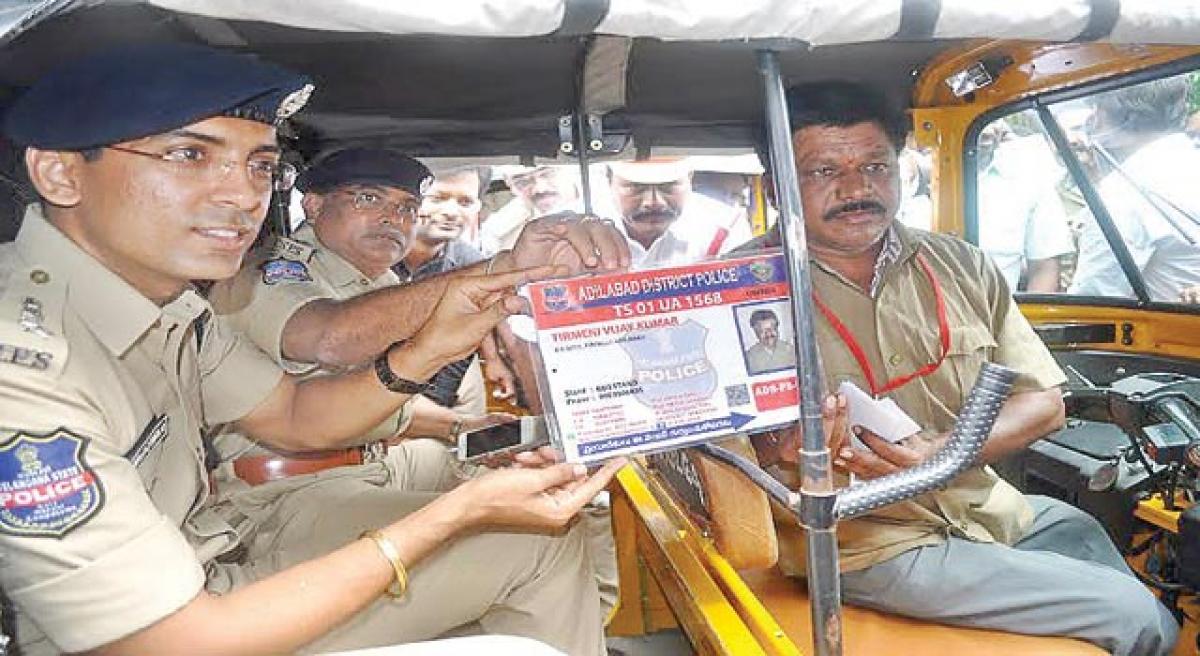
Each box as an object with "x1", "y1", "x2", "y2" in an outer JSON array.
[
  {"x1": 105, "y1": 145, "x2": 298, "y2": 191},
  {"x1": 340, "y1": 189, "x2": 420, "y2": 222},
  {"x1": 508, "y1": 169, "x2": 559, "y2": 192}
]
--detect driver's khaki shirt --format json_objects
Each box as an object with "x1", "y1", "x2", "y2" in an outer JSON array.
[
  {"x1": 0, "y1": 207, "x2": 283, "y2": 654},
  {"x1": 783, "y1": 224, "x2": 1066, "y2": 574}
]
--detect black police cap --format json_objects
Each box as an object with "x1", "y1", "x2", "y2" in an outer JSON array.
[
  {"x1": 297, "y1": 148, "x2": 433, "y2": 198},
  {"x1": 4, "y1": 43, "x2": 313, "y2": 150}
]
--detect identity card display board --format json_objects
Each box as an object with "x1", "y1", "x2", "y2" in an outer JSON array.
[{"x1": 524, "y1": 252, "x2": 802, "y2": 464}]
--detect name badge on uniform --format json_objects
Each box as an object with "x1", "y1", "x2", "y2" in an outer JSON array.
[
  {"x1": 269, "y1": 236, "x2": 315, "y2": 263},
  {"x1": 261, "y1": 259, "x2": 312, "y2": 285},
  {"x1": 0, "y1": 342, "x2": 53, "y2": 370},
  {"x1": 0, "y1": 429, "x2": 105, "y2": 538},
  {"x1": 124, "y1": 414, "x2": 170, "y2": 468}
]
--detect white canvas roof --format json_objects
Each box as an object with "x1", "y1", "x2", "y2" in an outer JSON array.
[
  {"x1": 7, "y1": 0, "x2": 1200, "y2": 46},
  {"x1": 3, "y1": 0, "x2": 1200, "y2": 159}
]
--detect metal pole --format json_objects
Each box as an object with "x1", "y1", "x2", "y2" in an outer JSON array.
[
  {"x1": 576, "y1": 113, "x2": 595, "y2": 216},
  {"x1": 757, "y1": 49, "x2": 843, "y2": 656}
]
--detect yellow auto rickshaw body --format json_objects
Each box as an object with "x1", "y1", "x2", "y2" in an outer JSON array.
[
  {"x1": 603, "y1": 38, "x2": 1200, "y2": 656},
  {"x1": 5, "y1": 3, "x2": 1200, "y2": 655}
]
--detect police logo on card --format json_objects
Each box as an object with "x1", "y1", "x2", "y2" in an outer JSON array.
[
  {"x1": 0, "y1": 429, "x2": 105, "y2": 538},
  {"x1": 542, "y1": 284, "x2": 572, "y2": 313},
  {"x1": 749, "y1": 260, "x2": 775, "y2": 283},
  {"x1": 620, "y1": 319, "x2": 717, "y2": 406},
  {"x1": 262, "y1": 259, "x2": 312, "y2": 285}
]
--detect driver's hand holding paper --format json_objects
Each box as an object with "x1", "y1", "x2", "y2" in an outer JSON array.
[{"x1": 837, "y1": 380, "x2": 921, "y2": 445}]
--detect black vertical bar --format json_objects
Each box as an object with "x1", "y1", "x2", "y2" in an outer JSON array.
[
  {"x1": 757, "y1": 49, "x2": 843, "y2": 656},
  {"x1": 1035, "y1": 102, "x2": 1151, "y2": 304}
]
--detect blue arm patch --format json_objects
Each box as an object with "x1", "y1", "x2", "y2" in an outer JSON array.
[
  {"x1": 261, "y1": 259, "x2": 313, "y2": 285},
  {"x1": 0, "y1": 429, "x2": 105, "y2": 539}
]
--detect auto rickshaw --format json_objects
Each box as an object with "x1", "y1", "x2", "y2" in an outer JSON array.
[{"x1": 3, "y1": 2, "x2": 1200, "y2": 655}]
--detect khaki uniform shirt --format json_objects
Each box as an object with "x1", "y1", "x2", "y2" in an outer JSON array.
[
  {"x1": 746, "y1": 339, "x2": 797, "y2": 374},
  {"x1": 0, "y1": 207, "x2": 283, "y2": 654},
  {"x1": 207, "y1": 224, "x2": 411, "y2": 467},
  {"x1": 786, "y1": 224, "x2": 1066, "y2": 574}
]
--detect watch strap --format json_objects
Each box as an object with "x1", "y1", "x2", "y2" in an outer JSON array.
[{"x1": 374, "y1": 348, "x2": 433, "y2": 395}]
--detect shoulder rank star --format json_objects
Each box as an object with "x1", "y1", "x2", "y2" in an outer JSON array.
[{"x1": 19, "y1": 297, "x2": 52, "y2": 338}]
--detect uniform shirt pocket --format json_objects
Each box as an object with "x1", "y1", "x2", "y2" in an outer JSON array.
[{"x1": 946, "y1": 324, "x2": 998, "y2": 406}]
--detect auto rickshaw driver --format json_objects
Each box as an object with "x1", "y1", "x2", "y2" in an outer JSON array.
[{"x1": 759, "y1": 79, "x2": 1180, "y2": 656}]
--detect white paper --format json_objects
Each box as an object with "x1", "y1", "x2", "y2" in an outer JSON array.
[{"x1": 837, "y1": 381, "x2": 921, "y2": 444}]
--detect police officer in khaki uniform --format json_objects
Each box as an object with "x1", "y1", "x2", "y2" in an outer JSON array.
[
  {"x1": 208, "y1": 150, "x2": 491, "y2": 499},
  {"x1": 209, "y1": 150, "x2": 622, "y2": 621},
  {"x1": 0, "y1": 43, "x2": 628, "y2": 656},
  {"x1": 757, "y1": 80, "x2": 1177, "y2": 656},
  {"x1": 205, "y1": 148, "x2": 522, "y2": 574}
]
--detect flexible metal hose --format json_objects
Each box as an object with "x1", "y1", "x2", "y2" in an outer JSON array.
[{"x1": 834, "y1": 362, "x2": 1017, "y2": 520}]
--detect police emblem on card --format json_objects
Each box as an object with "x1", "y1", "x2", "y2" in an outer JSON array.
[
  {"x1": 541, "y1": 284, "x2": 573, "y2": 313},
  {"x1": 261, "y1": 258, "x2": 312, "y2": 285},
  {"x1": 748, "y1": 259, "x2": 775, "y2": 283},
  {"x1": 0, "y1": 429, "x2": 105, "y2": 538},
  {"x1": 619, "y1": 319, "x2": 717, "y2": 405}
]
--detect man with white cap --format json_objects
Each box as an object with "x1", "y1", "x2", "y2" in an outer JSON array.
[{"x1": 607, "y1": 158, "x2": 754, "y2": 269}]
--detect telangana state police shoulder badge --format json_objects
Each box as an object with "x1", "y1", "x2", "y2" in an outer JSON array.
[
  {"x1": 0, "y1": 429, "x2": 105, "y2": 538},
  {"x1": 261, "y1": 258, "x2": 312, "y2": 285}
]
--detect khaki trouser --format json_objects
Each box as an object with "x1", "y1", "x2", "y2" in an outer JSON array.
[
  {"x1": 582, "y1": 498, "x2": 618, "y2": 617},
  {"x1": 451, "y1": 358, "x2": 486, "y2": 416},
  {"x1": 840, "y1": 496, "x2": 1178, "y2": 656},
  {"x1": 241, "y1": 478, "x2": 604, "y2": 656},
  {"x1": 222, "y1": 436, "x2": 611, "y2": 652},
  {"x1": 328, "y1": 635, "x2": 565, "y2": 655}
]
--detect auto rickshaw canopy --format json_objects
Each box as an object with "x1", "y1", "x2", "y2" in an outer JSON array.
[{"x1": 5, "y1": 0, "x2": 1200, "y2": 158}]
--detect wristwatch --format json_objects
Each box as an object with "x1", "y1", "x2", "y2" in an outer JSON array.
[{"x1": 374, "y1": 347, "x2": 434, "y2": 395}]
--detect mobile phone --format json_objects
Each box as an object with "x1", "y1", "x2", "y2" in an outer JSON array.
[{"x1": 457, "y1": 415, "x2": 550, "y2": 462}]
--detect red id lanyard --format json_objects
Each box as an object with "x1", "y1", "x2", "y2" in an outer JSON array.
[{"x1": 811, "y1": 252, "x2": 950, "y2": 397}]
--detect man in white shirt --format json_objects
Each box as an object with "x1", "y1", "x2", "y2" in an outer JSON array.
[
  {"x1": 1069, "y1": 77, "x2": 1200, "y2": 303},
  {"x1": 976, "y1": 123, "x2": 1074, "y2": 292},
  {"x1": 607, "y1": 159, "x2": 753, "y2": 269},
  {"x1": 480, "y1": 166, "x2": 580, "y2": 255}
]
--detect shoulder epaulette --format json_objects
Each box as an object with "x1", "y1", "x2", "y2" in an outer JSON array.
[{"x1": 0, "y1": 263, "x2": 68, "y2": 378}]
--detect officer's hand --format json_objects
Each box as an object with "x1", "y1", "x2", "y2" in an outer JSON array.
[
  {"x1": 834, "y1": 429, "x2": 946, "y2": 480},
  {"x1": 411, "y1": 266, "x2": 560, "y2": 363},
  {"x1": 753, "y1": 393, "x2": 846, "y2": 467},
  {"x1": 460, "y1": 457, "x2": 627, "y2": 530},
  {"x1": 478, "y1": 445, "x2": 560, "y2": 470},
  {"x1": 497, "y1": 212, "x2": 631, "y2": 276},
  {"x1": 483, "y1": 357, "x2": 517, "y2": 400}
]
